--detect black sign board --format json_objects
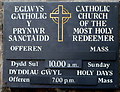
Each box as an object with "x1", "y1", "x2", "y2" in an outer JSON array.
[
  {"x1": 3, "y1": 2, "x2": 119, "y2": 88},
  {"x1": 4, "y1": 60, "x2": 119, "y2": 88}
]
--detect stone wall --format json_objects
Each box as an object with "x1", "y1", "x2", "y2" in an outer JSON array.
[{"x1": 0, "y1": 0, "x2": 3, "y2": 92}]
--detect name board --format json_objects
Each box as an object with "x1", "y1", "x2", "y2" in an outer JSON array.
[{"x1": 3, "y1": 2, "x2": 119, "y2": 88}]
